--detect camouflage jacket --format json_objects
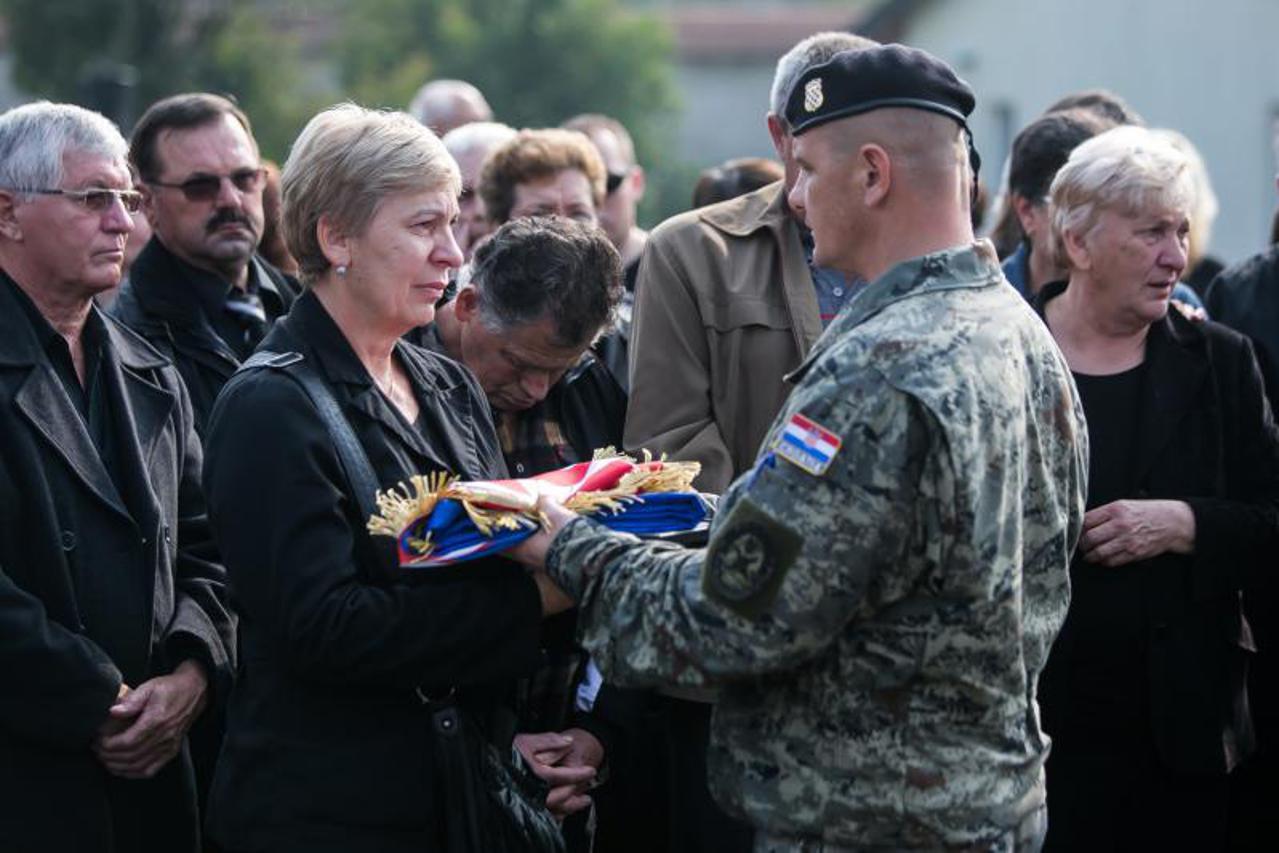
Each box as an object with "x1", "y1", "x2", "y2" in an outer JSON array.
[{"x1": 547, "y1": 241, "x2": 1088, "y2": 849}]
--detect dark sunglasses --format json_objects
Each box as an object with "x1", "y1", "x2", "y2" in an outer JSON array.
[
  {"x1": 21, "y1": 187, "x2": 143, "y2": 213},
  {"x1": 605, "y1": 169, "x2": 631, "y2": 195},
  {"x1": 150, "y1": 167, "x2": 266, "y2": 202}
]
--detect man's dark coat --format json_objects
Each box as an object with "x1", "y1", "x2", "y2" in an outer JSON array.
[
  {"x1": 111, "y1": 238, "x2": 301, "y2": 435},
  {"x1": 0, "y1": 273, "x2": 235, "y2": 853}
]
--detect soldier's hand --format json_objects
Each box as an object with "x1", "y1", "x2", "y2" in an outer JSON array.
[
  {"x1": 508, "y1": 496, "x2": 577, "y2": 570},
  {"x1": 1079, "y1": 499, "x2": 1196, "y2": 566},
  {"x1": 531, "y1": 570, "x2": 576, "y2": 617}
]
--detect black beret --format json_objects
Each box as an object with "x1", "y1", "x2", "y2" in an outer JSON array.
[{"x1": 785, "y1": 44, "x2": 976, "y2": 136}]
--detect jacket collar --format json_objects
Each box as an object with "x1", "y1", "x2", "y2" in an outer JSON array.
[
  {"x1": 1036, "y1": 279, "x2": 1210, "y2": 486},
  {"x1": 125, "y1": 237, "x2": 287, "y2": 324},
  {"x1": 0, "y1": 271, "x2": 174, "y2": 520},
  {"x1": 787, "y1": 240, "x2": 1004, "y2": 384},
  {"x1": 700, "y1": 180, "x2": 792, "y2": 238},
  {"x1": 700, "y1": 180, "x2": 824, "y2": 355},
  {"x1": 272, "y1": 290, "x2": 459, "y2": 457},
  {"x1": 0, "y1": 270, "x2": 168, "y2": 371}
]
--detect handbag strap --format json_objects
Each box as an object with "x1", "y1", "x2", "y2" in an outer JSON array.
[{"x1": 240, "y1": 350, "x2": 380, "y2": 521}]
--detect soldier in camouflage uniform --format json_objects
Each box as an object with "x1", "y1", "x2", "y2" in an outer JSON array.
[{"x1": 516, "y1": 45, "x2": 1088, "y2": 852}]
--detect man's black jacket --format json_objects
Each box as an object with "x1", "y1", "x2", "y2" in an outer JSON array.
[
  {"x1": 0, "y1": 272, "x2": 234, "y2": 853},
  {"x1": 111, "y1": 238, "x2": 300, "y2": 436},
  {"x1": 202, "y1": 291, "x2": 543, "y2": 852}
]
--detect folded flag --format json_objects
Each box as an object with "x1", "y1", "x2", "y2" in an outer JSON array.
[{"x1": 366, "y1": 450, "x2": 708, "y2": 567}]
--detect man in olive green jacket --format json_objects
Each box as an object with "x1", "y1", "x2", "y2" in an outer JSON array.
[{"x1": 624, "y1": 31, "x2": 876, "y2": 494}]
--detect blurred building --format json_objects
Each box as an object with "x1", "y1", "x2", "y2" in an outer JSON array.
[{"x1": 659, "y1": 0, "x2": 1278, "y2": 264}]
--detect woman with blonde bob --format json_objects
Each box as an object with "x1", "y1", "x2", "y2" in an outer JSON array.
[
  {"x1": 201, "y1": 105, "x2": 572, "y2": 852},
  {"x1": 1034, "y1": 125, "x2": 1279, "y2": 851}
]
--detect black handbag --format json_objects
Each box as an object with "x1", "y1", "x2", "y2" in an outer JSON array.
[
  {"x1": 430, "y1": 701, "x2": 566, "y2": 853},
  {"x1": 242, "y1": 351, "x2": 565, "y2": 853}
]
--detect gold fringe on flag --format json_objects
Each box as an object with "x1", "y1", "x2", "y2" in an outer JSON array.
[{"x1": 365, "y1": 448, "x2": 700, "y2": 559}]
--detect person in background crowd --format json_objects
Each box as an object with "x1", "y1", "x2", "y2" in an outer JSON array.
[
  {"x1": 1034, "y1": 125, "x2": 1279, "y2": 852},
  {"x1": 626, "y1": 29, "x2": 875, "y2": 493},
  {"x1": 447, "y1": 126, "x2": 632, "y2": 395},
  {"x1": 110, "y1": 93, "x2": 300, "y2": 436},
  {"x1": 421, "y1": 216, "x2": 623, "y2": 476},
  {"x1": 989, "y1": 88, "x2": 1146, "y2": 259},
  {"x1": 1154, "y1": 128, "x2": 1223, "y2": 296},
  {"x1": 1002, "y1": 109, "x2": 1112, "y2": 297},
  {"x1": 997, "y1": 106, "x2": 1207, "y2": 316},
  {"x1": 414, "y1": 215, "x2": 624, "y2": 846},
  {"x1": 1045, "y1": 88, "x2": 1145, "y2": 126},
  {"x1": 442, "y1": 120, "x2": 517, "y2": 262},
  {"x1": 511, "y1": 43, "x2": 1087, "y2": 851},
  {"x1": 690, "y1": 156, "x2": 784, "y2": 209},
  {"x1": 476, "y1": 127, "x2": 605, "y2": 226},
  {"x1": 1204, "y1": 154, "x2": 1279, "y2": 853},
  {"x1": 620, "y1": 30, "x2": 878, "y2": 853},
  {"x1": 0, "y1": 100, "x2": 234, "y2": 853},
  {"x1": 257, "y1": 159, "x2": 297, "y2": 277},
  {"x1": 562, "y1": 113, "x2": 650, "y2": 392},
  {"x1": 202, "y1": 104, "x2": 578, "y2": 852},
  {"x1": 562, "y1": 114, "x2": 648, "y2": 282},
  {"x1": 407, "y1": 78, "x2": 494, "y2": 136}
]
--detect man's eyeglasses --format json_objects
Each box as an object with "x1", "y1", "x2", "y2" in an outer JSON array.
[
  {"x1": 20, "y1": 187, "x2": 144, "y2": 213},
  {"x1": 605, "y1": 169, "x2": 631, "y2": 195},
  {"x1": 149, "y1": 167, "x2": 266, "y2": 203}
]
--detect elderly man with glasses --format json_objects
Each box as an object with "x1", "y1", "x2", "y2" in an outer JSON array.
[
  {"x1": 0, "y1": 100, "x2": 234, "y2": 853},
  {"x1": 111, "y1": 92, "x2": 300, "y2": 435}
]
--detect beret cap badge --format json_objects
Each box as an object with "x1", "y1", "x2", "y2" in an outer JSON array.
[{"x1": 803, "y1": 78, "x2": 824, "y2": 113}]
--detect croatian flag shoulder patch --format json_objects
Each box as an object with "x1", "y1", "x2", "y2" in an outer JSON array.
[{"x1": 774, "y1": 412, "x2": 842, "y2": 476}]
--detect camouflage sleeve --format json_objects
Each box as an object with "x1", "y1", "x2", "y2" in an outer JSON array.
[{"x1": 546, "y1": 366, "x2": 935, "y2": 688}]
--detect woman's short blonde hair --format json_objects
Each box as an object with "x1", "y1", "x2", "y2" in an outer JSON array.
[
  {"x1": 1047, "y1": 125, "x2": 1194, "y2": 269},
  {"x1": 282, "y1": 103, "x2": 461, "y2": 282}
]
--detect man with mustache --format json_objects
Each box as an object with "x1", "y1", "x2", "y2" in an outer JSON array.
[{"x1": 111, "y1": 93, "x2": 299, "y2": 435}]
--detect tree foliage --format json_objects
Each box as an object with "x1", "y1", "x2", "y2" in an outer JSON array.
[
  {"x1": 335, "y1": 0, "x2": 682, "y2": 216},
  {"x1": 0, "y1": 0, "x2": 321, "y2": 161}
]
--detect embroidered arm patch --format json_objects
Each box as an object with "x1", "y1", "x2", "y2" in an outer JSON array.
[{"x1": 703, "y1": 496, "x2": 803, "y2": 618}]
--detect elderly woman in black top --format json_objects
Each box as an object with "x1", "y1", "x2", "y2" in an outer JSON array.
[
  {"x1": 202, "y1": 105, "x2": 577, "y2": 852},
  {"x1": 1035, "y1": 125, "x2": 1279, "y2": 851}
]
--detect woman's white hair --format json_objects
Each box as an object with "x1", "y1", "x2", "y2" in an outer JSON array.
[
  {"x1": 282, "y1": 103, "x2": 461, "y2": 282},
  {"x1": 1047, "y1": 125, "x2": 1194, "y2": 269},
  {"x1": 0, "y1": 101, "x2": 127, "y2": 197},
  {"x1": 1151, "y1": 127, "x2": 1219, "y2": 270}
]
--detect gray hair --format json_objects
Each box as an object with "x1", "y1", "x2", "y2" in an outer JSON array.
[
  {"x1": 281, "y1": 103, "x2": 460, "y2": 282},
  {"x1": 443, "y1": 121, "x2": 517, "y2": 162},
  {"x1": 407, "y1": 79, "x2": 492, "y2": 130},
  {"x1": 1047, "y1": 125, "x2": 1194, "y2": 269},
  {"x1": 0, "y1": 101, "x2": 128, "y2": 197},
  {"x1": 470, "y1": 216, "x2": 621, "y2": 348},
  {"x1": 1152, "y1": 127, "x2": 1218, "y2": 269},
  {"x1": 769, "y1": 31, "x2": 879, "y2": 127}
]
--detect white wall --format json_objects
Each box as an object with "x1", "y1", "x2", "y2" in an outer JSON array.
[{"x1": 898, "y1": 0, "x2": 1279, "y2": 265}]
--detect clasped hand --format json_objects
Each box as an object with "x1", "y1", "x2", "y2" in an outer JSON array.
[
  {"x1": 1079, "y1": 498, "x2": 1195, "y2": 566},
  {"x1": 93, "y1": 659, "x2": 209, "y2": 779},
  {"x1": 514, "y1": 728, "x2": 605, "y2": 819}
]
